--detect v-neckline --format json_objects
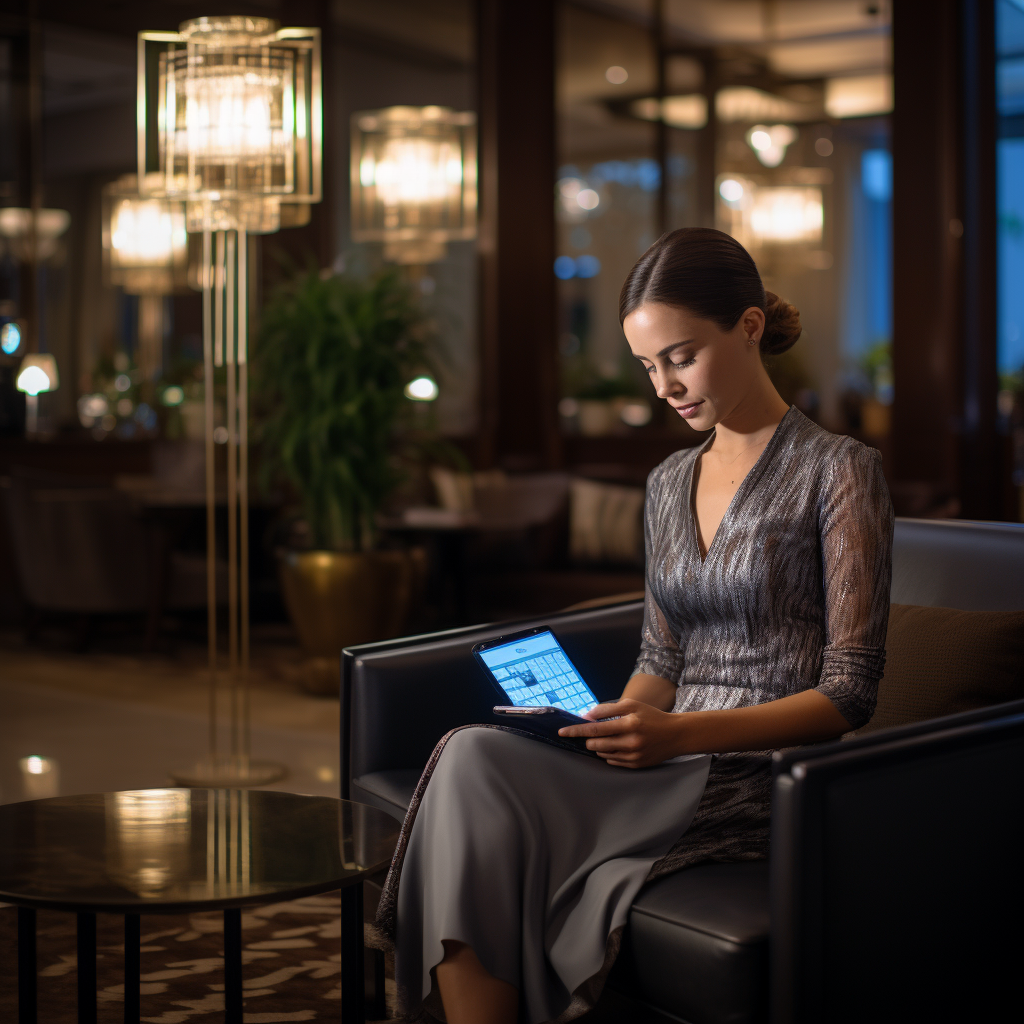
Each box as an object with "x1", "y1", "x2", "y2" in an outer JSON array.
[{"x1": 688, "y1": 406, "x2": 795, "y2": 566}]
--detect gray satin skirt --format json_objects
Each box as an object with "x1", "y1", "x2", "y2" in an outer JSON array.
[{"x1": 394, "y1": 726, "x2": 712, "y2": 1024}]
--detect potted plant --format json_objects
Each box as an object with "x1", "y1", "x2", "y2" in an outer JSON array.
[{"x1": 254, "y1": 265, "x2": 433, "y2": 693}]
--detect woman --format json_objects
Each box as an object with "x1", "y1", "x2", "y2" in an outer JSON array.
[{"x1": 376, "y1": 227, "x2": 893, "y2": 1024}]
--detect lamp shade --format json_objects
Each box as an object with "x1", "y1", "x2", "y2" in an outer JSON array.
[
  {"x1": 16, "y1": 353, "x2": 59, "y2": 396},
  {"x1": 138, "y1": 16, "x2": 322, "y2": 231},
  {"x1": 351, "y1": 105, "x2": 476, "y2": 263},
  {"x1": 103, "y1": 174, "x2": 188, "y2": 295}
]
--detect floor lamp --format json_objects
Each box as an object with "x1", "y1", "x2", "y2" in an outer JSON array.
[{"x1": 138, "y1": 15, "x2": 322, "y2": 787}]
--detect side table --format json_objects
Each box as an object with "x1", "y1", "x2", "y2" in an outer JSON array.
[{"x1": 0, "y1": 788, "x2": 399, "y2": 1024}]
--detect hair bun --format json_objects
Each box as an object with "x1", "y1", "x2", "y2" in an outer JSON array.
[{"x1": 761, "y1": 291, "x2": 802, "y2": 356}]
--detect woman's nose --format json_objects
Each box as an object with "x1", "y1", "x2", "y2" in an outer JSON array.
[{"x1": 655, "y1": 376, "x2": 680, "y2": 400}]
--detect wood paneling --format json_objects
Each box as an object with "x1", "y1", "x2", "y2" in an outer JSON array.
[
  {"x1": 476, "y1": 0, "x2": 560, "y2": 471},
  {"x1": 892, "y1": 0, "x2": 1000, "y2": 520}
]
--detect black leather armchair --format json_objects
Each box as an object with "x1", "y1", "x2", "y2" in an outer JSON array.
[{"x1": 341, "y1": 518, "x2": 1024, "y2": 1023}]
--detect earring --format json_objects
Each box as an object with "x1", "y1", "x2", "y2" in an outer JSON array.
[{"x1": 748, "y1": 338, "x2": 757, "y2": 345}]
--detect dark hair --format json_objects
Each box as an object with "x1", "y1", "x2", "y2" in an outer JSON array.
[{"x1": 618, "y1": 227, "x2": 802, "y2": 357}]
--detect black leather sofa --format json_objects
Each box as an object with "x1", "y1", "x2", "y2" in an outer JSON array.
[{"x1": 341, "y1": 518, "x2": 1024, "y2": 1023}]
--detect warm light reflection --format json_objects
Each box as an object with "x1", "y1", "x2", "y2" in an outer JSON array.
[{"x1": 107, "y1": 789, "x2": 192, "y2": 898}]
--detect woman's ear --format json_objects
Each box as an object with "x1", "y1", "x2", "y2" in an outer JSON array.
[{"x1": 740, "y1": 306, "x2": 765, "y2": 344}]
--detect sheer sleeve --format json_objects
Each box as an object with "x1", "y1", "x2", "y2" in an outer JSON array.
[
  {"x1": 632, "y1": 466, "x2": 686, "y2": 684},
  {"x1": 814, "y1": 440, "x2": 894, "y2": 728}
]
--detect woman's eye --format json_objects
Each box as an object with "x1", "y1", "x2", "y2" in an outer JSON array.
[{"x1": 671, "y1": 357, "x2": 695, "y2": 369}]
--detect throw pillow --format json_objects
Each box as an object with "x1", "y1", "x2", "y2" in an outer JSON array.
[{"x1": 855, "y1": 603, "x2": 1024, "y2": 734}]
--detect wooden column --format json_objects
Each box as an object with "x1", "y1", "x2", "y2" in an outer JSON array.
[
  {"x1": 476, "y1": 0, "x2": 560, "y2": 471},
  {"x1": 892, "y1": 0, "x2": 1000, "y2": 519},
  {"x1": 959, "y1": 0, "x2": 999, "y2": 520}
]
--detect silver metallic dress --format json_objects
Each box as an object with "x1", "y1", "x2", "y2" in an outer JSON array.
[{"x1": 376, "y1": 406, "x2": 894, "y2": 1023}]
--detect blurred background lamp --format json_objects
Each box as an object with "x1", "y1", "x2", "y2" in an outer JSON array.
[
  {"x1": 746, "y1": 124, "x2": 797, "y2": 167},
  {"x1": 1, "y1": 321, "x2": 21, "y2": 355},
  {"x1": 17, "y1": 353, "x2": 58, "y2": 396},
  {"x1": 19, "y1": 755, "x2": 59, "y2": 799},
  {"x1": 0, "y1": 207, "x2": 71, "y2": 261},
  {"x1": 351, "y1": 105, "x2": 477, "y2": 264},
  {"x1": 103, "y1": 174, "x2": 189, "y2": 382},
  {"x1": 605, "y1": 65, "x2": 628, "y2": 84},
  {"x1": 162, "y1": 385, "x2": 185, "y2": 406},
  {"x1": 77, "y1": 393, "x2": 109, "y2": 427},
  {"x1": 620, "y1": 401, "x2": 652, "y2": 427},
  {"x1": 719, "y1": 178, "x2": 745, "y2": 204},
  {"x1": 405, "y1": 376, "x2": 439, "y2": 401},
  {"x1": 749, "y1": 186, "x2": 824, "y2": 243}
]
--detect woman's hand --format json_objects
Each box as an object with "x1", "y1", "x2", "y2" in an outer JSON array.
[{"x1": 558, "y1": 699, "x2": 688, "y2": 768}]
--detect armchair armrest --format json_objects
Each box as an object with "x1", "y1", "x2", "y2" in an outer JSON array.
[
  {"x1": 770, "y1": 702, "x2": 1024, "y2": 1024},
  {"x1": 340, "y1": 601, "x2": 644, "y2": 799}
]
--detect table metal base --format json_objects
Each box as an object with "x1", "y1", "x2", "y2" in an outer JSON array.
[{"x1": 16, "y1": 886, "x2": 377, "y2": 1024}]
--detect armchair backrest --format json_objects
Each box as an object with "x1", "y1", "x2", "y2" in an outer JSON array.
[{"x1": 891, "y1": 517, "x2": 1024, "y2": 610}]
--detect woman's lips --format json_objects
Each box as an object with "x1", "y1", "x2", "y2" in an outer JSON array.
[{"x1": 672, "y1": 399, "x2": 704, "y2": 419}]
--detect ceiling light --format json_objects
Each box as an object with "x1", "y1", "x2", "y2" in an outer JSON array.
[
  {"x1": 630, "y1": 95, "x2": 708, "y2": 130},
  {"x1": 825, "y1": 74, "x2": 893, "y2": 119}
]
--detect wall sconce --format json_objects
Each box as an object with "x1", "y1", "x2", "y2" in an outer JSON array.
[
  {"x1": 16, "y1": 352, "x2": 59, "y2": 435},
  {"x1": 351, "y1": 105, "x2": 477, "y2": 264},
  {"x1": 139, "y1": 14, "x2": 322, "y2": 787},
  {"x1": 103, "y1": 173, "x2": 189, "y2": 382}
]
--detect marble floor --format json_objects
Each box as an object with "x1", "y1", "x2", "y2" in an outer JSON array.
[{"x1": 0, "y1": 634, "x2": 341, "y2": 805}]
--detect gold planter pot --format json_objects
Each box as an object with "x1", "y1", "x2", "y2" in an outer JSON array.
[{"x1": 279, "y1": 549, "x2": 425, "y2": 695}]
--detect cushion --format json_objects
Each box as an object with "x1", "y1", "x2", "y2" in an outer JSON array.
[
  {"x1": 856, "y1": 603, "x2": 1024, "y2": 734},
  {"x1": 611, "y1": 861, "x2": 769, "y2": 1024},
  {"x1": 569, "y1": 478, "x2": 645, "y2": 566}
]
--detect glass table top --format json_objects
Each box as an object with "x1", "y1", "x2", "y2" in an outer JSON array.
[{"x1": 0, "y1": 789, "x2": 401, "y2": 913}]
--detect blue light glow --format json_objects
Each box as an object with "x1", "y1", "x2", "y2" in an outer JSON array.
[
  {"x1": 1, "y1": 322, "x2": 21, "y2": 355},
  {"x1": 862, "y1": 150, "x2": 892, "y2": 202},
  {"x1": 575, "y1": 255, "x2": 601, "y2": 278},
  {"x1": 554, "y1": 256, "x2": 576, "y2": 280}
]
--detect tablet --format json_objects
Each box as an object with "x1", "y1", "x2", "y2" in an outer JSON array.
[{"x1": 472, "y1": 626, "x2": 600, "y2": 720}]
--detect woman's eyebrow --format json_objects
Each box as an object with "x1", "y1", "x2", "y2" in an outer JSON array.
[{"x1": 656, "y1": 340, "x2": 695, "y2": 357}]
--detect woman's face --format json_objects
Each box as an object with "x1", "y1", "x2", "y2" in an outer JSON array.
[{"x1": 622, "y1": 302, "x2": 765, "y2": 432}]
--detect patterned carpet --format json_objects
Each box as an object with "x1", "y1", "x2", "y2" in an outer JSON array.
[{"x1": 0, "y1": 891, "x2": 394, "y2": 1022}]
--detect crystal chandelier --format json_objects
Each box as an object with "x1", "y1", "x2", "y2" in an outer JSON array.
[{"x1": 351, "y1": 105, "x2": 476, "y2": 264}]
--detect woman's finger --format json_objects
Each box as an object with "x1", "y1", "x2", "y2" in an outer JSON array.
[
  {"x1": 585, "y1": 700, "x2": 630, "y2": 720},
  {"x1": 558, "y1": 716, "x2": 632, "y2": 739}
]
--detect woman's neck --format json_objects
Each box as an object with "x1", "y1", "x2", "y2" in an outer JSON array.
[{"x1": 711, "y1": 388, "x2": 791, "y2": 459}]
